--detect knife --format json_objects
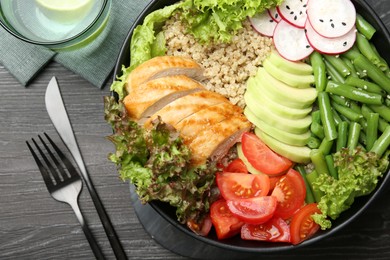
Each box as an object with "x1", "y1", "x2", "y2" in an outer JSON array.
[{"x1": 45, "y1": 76, "x2": 127, "y2": 260}]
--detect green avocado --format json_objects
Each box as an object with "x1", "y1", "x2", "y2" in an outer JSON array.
[
  {"x1": 252, "y1": 68, "x2": 317, "y2": 109},
  {"x1": 263, "y1": 59, "x2": 315, "y2": 88},
  {"x1": 245, "y1": 80, "x2": 312, "y2": 119},
  {"x1": 255, "y1": 129, "x2": 312, "y2": 163},
  {"x1": 244, "y1": 107, "x2": 311, "y2": 146},
  {"x1": 268, "y1": 50, "x2": 313, "y2": 75}
]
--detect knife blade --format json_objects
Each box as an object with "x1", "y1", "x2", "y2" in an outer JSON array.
[{"x1": 45, "y1": 76, "x2": 127, "y2": 260}]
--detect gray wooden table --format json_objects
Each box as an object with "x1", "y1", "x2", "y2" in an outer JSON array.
[{"x1": 1, "y1": 1, "x2": 390, "y2": 259}]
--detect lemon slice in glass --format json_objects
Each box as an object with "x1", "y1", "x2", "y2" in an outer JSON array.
[{"x1": 36, "y1": 0, "x2": 94, "y2": 24}]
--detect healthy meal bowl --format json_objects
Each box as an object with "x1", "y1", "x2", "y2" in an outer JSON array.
[{"x1": 107, "y1": 0, "x2": 390, "y2": 257}]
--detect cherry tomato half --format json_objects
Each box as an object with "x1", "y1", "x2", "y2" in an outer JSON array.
[
  {"x1": 272, "y1": 168, "x2": 306, "y2": 219},
  {"x1": 241, "y1": 132, "x2": 293, "y2": 176},
  {"x1": 217, "y1": 172, "x2": 270, "y2": 201},
  {"x1": 187, "y1": 215, "x2": 213, "y2": 237},
  {"x1": 241, "y1": 217, "x2": 290, "y2": 243},
  {"x1": 290, "y1": 203, "x2": 321, "y2": 245},
  {"x1": 210, "y1": 199, "x2": 244, "y2": 240},
  {"x1": 226, "y1": 196, "x2": 277, "y2": 224},
  {"x1": 224, "y1": 158, "x2": 248, "y2": 174}
]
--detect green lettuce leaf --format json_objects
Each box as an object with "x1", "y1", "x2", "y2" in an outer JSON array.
[
  {"x1": 312, "y1": 147, "x2": 389, "y2": 230},
  {"x1": 104, "y1": 96, "x2": 217, "y2": 223}
]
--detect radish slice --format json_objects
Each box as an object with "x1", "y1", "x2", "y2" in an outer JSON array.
[
  {"x1": 307, "y1": 0, "x2": 356, "y2": 38},
  {"x1": 305, "y1": 20, "x2": 356, "y2": 54},
  {"x1": 249, "y1": 11, "x2": 277, "y2": 37},
  {"x1": 273, "y1": 20, "x2": 313, "y2": 61},
  {"x1": 277, "y1": 0, "x2": 308, "y2": 28},
  {"x1": 268, "y1": 7, "x2": 282, "y2": 23}
]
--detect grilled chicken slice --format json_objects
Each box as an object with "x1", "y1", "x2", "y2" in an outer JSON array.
[
  {"x1": 175, "y1": 102, "x2": 242, "y2": 142},
  {"x1": 187, "y1": 114, "x2": 251, "y2": 165},
  {"x1": 126, "y1": 56, "x2": 205, "y2": 94},
  {"x1": 123, "y1": 75, "x2": 204, "y2": 120},
  {"x1": 142, "y1": 90, "x2": 229, "y2": 127}
]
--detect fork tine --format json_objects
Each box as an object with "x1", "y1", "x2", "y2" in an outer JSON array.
[
  {"x1": 38, "y1": 134, "x2": 70, "y2": 180},
  {"x1": 32, "y1": 137, "x2": 62, "y2": 184},
  {"x1": 26, "y1": 140, "x2": 55, "y2": 191},
  {"x1": 44, "y1": 133, "x2": 79, "y2": 179}
]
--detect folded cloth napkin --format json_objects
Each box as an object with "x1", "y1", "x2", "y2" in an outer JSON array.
[{"x1": 0, "y1": 0, "x2": 151, "y2": 88}]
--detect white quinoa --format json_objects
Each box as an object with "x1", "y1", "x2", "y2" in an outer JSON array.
[{"x1": 163, "y1": 16, "x2": 273, "y2": 108}]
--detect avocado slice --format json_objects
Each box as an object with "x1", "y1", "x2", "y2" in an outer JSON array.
[
  {"x1": 263, "y1": 59, "x2": 315, "y2": 88},
  {"x1": 236, "y1": 143, "x2": 265, "y2": 175},
  {"x1": 268, "y1": 50, "x2": 313, "y2": 75},
  {"x1": 253, "y1": 68, "x2": 317, "y2": 109},
  {"x1": 256, "y1": 129, "x2": 312, "y2": 163},
  {"x1": 244, "y1": 90, "x2": 312, "y2": 135},
  {"x1": 245, "y1": 81, "x2": 312, "y2": 119}
]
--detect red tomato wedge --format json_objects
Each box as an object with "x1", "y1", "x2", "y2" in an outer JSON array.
[
  {"x1": 241, "y1": 217, "x2": 290, "y2": 243},
  {"x1": 224, "y1": 158, "x2": 248, "y2": 174},
  {"x1": 187, "y1": 215, "x2": 212, "y2": 237},
  {"x1": 217, "y1": 172, "x2": 270, "y2": 201},
  {"x1": 241, "y1": 132, "x2": 293, "y2": 176},
  {"x1": 290, "y1": 203, "x2": 321, "y2": 245},
  {"x1": 226, "y1": 196, "x2": 277, "y2": 224},
  {"x1": 210, "y1": 199, "x2": 244, "y2": 240},
  {"x1": 271, "y1": 168, "x2": 306, "y2": 219},
  {"x1": 269, "y1": 175, "x2": 283, "y2": 194}
]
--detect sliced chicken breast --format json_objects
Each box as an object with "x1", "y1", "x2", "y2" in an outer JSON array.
[
  {"x1": 142, "y1": 90, "x2": 230, "y2": 127},
  {"x1": 187, "y1": 114, "x2": 251, "y2": 165},
  {"x1": 126, "y1": 56, "x2": 205, "y2": 94},
  {"x1": 123, "y1": 75, "x2": 204, "y2": 120}
]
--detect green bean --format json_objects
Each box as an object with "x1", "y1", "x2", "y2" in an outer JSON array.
[
  {"x1": 354, "y1": 54, "x2": 390, "y2": 94},
  {"x1": 345, "y1": 76, "x2": 386, "y2": 95},
  {"x1": 311, "y1": 149, "x2": 330, "y2": 176},
  {"x1": 331, "y1": 101, "x2": 363, "y2": 122},
  {"x1": 318, "y1": 92, "x2": 338, "y2": 141},
  {"x1": 356, "y1": 14, "x2": 376, "y2": 40},
  {"x1": 324, "y1": 59, "x2": 345, "y2": 83},
  {"x1": 318, "y1": 138, "x2": 334, "y2": 155},
  {"x1": 347, "y1": 122, "x2": 361, "y2": 150},
  {"x1": 326, "y1": 81, "x2": 383, "y2": 105},
  {"x1": 359, "y1": 131, "x2": 367, "y2": 146},
  {"x1": 311, "y1": 122, "x2": 325, "y2": 140},
  {"x1": 306, "y1": 170, "x2": 324, "y2": 203},
  {"x1": 370, "y1": 125, "x2": 390, "y2": 157},
  {"x1": 350, "y1": 101, "x2": 362, "y2": 114},
  {"x1": 332, "y1": 107, "x2": 343, "y2": 126},
  {"x1": 361, "y1": 104, "x2": 389, "y2": 132},
  {"x1": 386, "y1": 98, "x2": 390, "y2": 107},
  {"x1": 356, "y1": 33, "x2": 382, "y2": 67},
  {"x1": 366, "y1": 112, "x2": 379, "y2": 151},
  {"x1": 310, "y1": 52, "x2": 327, "y2": 92},
  {"x1": 325, "y1": 154, "x2": 338, "y2": 179},
  {"x1": 311, "y1": 110, "x2": 321, "y2": 124},
  {"x1": 368, "y1": 104, "x2": 390, "y2": 122},
  {"x1": 295, "y1": 165, "x2": 316, "y2": 204},
  {"x1": 342, "y1": 57, "x2": 359, "y2": 78},
  {"x1": 336, "y1": 121, "x2": 349, "y2": 151},
  {"x1": 330, "y1": 94, "x2": 350, "y2": 107},
  {"x1": 370, "y1": 42, "x2": 389, "y2": 72},
  {"x1": 342, "y1": 45, "x2": 362, "y2": 61},
  {"x1": 324, "y1": 54, "x2": 351, "y2": 77},
  {"x1": 307, "y1": 136, "x2": 321, "y2": 149}
]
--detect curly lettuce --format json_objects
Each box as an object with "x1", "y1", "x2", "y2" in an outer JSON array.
[
  {"x1": 312, "y1": 147, "x2": 389, "y2": 230},
  {"x1": 104, "y1": 96, "x2": 217, "y2": 223}
]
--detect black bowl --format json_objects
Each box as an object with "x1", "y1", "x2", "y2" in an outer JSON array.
[{"x1": 113, "y1": 0, "x2": 390, "y2": 258}]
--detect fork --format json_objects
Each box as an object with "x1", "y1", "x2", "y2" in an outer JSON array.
[{"x1": 26, "y1": 133, "x2": 105, "y2": 260}]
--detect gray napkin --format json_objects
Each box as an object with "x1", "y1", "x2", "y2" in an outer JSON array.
[{"x1": 0, "y1": 0, "x2": 150, "y2": 88}]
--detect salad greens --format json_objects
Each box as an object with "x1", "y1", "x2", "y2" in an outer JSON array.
[
  {"x1": 312, "y1": 147, "x2": 390, "y2": 230},
  {"x1": 111, "y1": 0, "x2": 283, "y2": 99},
  {"x1": 104, "y1": 96, "x2": 217, "y2": 224}
]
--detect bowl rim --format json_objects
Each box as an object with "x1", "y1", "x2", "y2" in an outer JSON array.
[
  {"x1": 112, "y1": 0, "x2": 390, "y2": 253},
  {"x1": 0, "y1": 0, "x2": 111, "y2": 48}
]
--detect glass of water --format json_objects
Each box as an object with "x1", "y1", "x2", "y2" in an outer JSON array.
[{"x1": 0, "y1": 0, "x2": 111, "y2": 50}]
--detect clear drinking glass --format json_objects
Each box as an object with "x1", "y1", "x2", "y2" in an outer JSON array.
[{"x1": 0, "y1": 0, "x2": 111, "y2": 50}]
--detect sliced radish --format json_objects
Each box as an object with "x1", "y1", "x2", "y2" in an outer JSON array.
[
  {"x1": 305, "y1": 20, "x2": 356, "y2": 54},
  {"x1": 249, "y1": 11, "x2": 278, "y2": 37},
  {"x1": 273, "y1": 20, "x2": 313, "y2": 61},
  {"x1": 277, "y1": 0, "x2": 308, "y2": 28},
  {"x1": 307, "y1": 0, "x2": 356, "y2": 38},
  {"x1": 268, "y1": 7, "x2": 282, "y2": 23}
]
